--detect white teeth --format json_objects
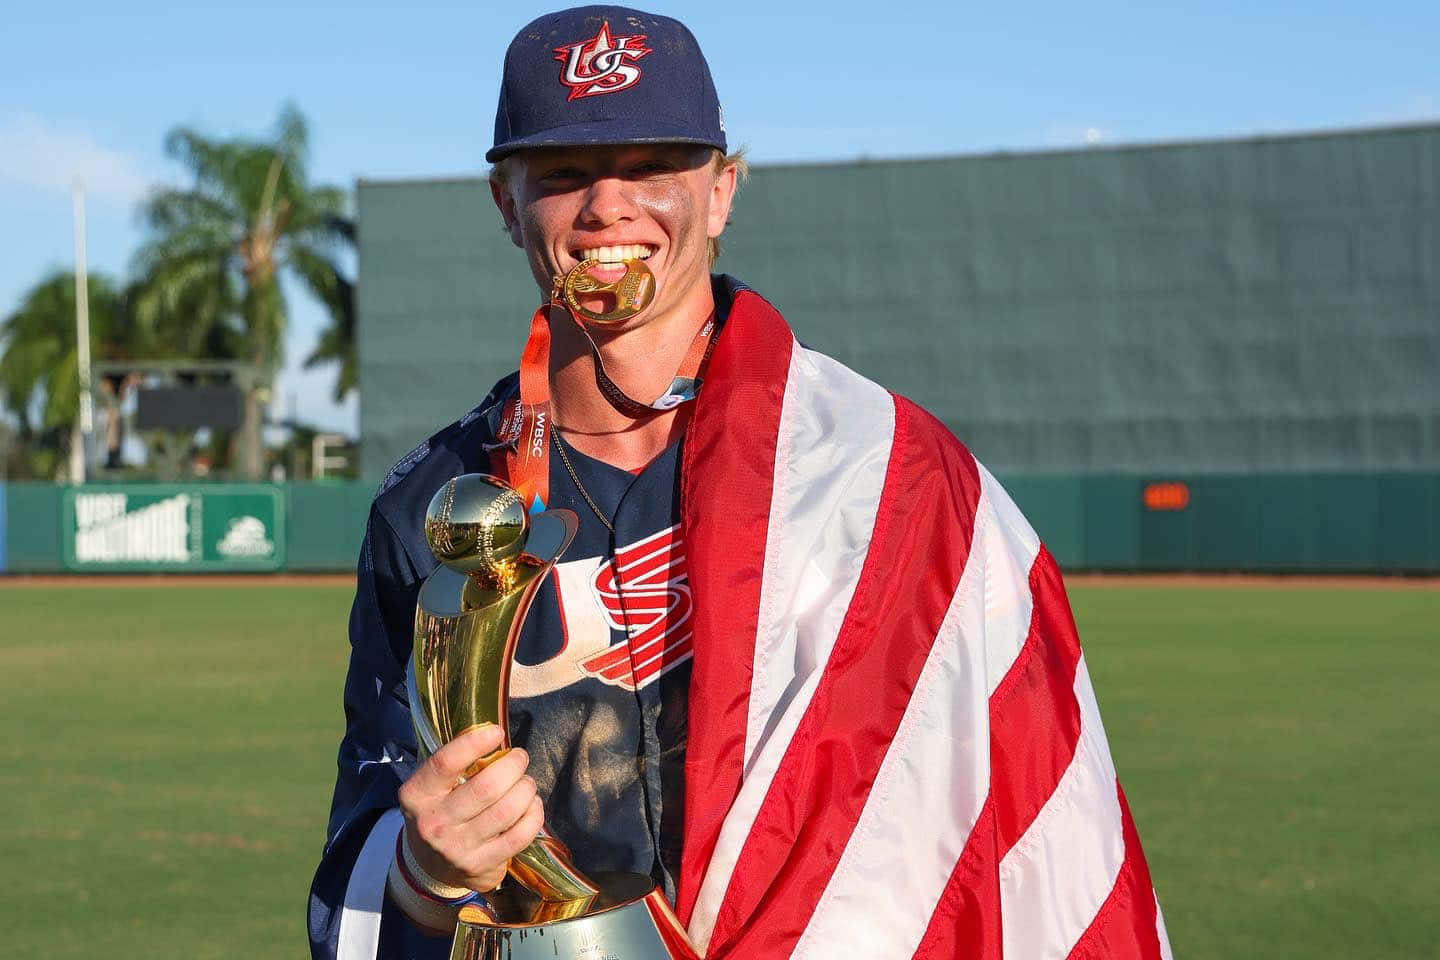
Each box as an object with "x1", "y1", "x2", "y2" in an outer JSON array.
[{"x1": 577, "y1": 244, "x2": 654, "y2": 263}]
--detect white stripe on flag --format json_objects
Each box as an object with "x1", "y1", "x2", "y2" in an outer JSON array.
[
  {"x1": 974, "y1": 464, "x2": 1043, "y2": 697},
  {"x1": 789, "y1": 479, "x2": 1001, "y2": 957},
  {"x1": 743, "y1": 343, "x2": 894, "y2": 772},
  {"x1": 1156, "y1": 891, "x2": 1175, "y2": 960},
  {"x1": 687, "y1": 342, "x2": 895, "y2": 953},
  {"x1": 999, "y1": 658, "x2": 1125, "y2": 959}
]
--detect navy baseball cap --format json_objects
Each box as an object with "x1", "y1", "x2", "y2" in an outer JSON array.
[{"x1": 487, "y1": 5, "x2": 727, "y2": 163}]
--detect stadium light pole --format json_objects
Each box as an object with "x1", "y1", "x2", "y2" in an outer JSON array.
[{"x1": 71, "y1": 178, "x2": 94, "y2": 486}]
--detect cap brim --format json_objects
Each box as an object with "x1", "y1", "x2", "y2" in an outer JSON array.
[{"x1": 486, "y1": 118, "x2": 726, "y2": 163}]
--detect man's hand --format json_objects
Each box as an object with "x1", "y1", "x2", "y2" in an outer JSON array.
[{"x1": 397, "y1": 724, "x2": 545, "y2": 893}]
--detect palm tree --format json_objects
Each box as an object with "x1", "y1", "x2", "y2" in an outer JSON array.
[
  {"x1": 301, "y1": 241, "x2": 357, "y2": 402},
  {"x1": 0, "y1": 271, "x2": 139, "y2": 479},
  {"x1": 132, "y1": 103, "x2": 354, "y2": 478}
]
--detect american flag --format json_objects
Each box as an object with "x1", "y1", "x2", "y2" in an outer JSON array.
[{"x1": 673, "y1": 286, "x2": 1173, "y2": 958}]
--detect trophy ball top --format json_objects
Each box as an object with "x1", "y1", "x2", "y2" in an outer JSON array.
[{"x1": 425, "y1": 474, "x2": 529, "y2": 572}]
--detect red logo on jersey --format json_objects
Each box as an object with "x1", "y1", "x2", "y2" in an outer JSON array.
[
  {"x1": 580, "y1": 524, "x2": 691, "y2": 691},
  {"x1": 554, "y1": 21, "x2": 652, "y2": 101}
]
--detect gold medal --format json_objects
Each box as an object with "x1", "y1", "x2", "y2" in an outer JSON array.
[{"x1": 553, "y1": 258, "x2": 656, "y2": 324}]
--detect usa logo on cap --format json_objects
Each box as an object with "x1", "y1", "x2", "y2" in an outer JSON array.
[
  {"x1": 487, "y1": 6, "x2": 727, "y2": 163},
  {"x1": 555, "y1": 21, "x2": 652, "y2": 101}
]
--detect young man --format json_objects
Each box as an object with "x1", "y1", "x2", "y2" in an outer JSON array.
[{"x1": 310, "y1": 7, "x2": 1173, "y2": 959}]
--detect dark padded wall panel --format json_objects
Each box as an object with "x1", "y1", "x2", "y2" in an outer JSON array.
[
  {"x1": 358, "y1": 125, "x2": 1439, "y2": 480},
  {"x1": 357, "y1": 178, "x2": 540, "y2": 480}
]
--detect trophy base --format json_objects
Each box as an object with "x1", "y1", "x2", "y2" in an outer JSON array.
[{"x1": 449, "y1": 871, "x2": 698, "y2": 960}]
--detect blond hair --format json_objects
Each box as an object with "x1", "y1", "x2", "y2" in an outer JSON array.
[{"x1": 489, "y1": 147, "x2": 748, "y2": 266}]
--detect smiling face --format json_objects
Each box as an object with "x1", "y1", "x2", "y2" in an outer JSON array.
[{"x1": 491, "y1": 144, "x2": 738, "y2": 329}]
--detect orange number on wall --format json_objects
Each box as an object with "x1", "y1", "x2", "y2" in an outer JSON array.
[{"x1": 1143, "y1": 482, "x2": 1191, "y2": 511}]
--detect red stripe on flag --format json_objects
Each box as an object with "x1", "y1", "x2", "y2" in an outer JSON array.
[
  {"x1": 705, "y1": 397, "x2": 983, "y2": 956},
  {"x1": 1066, "y1": 784, "x2": 1163, "y2": 960},
  {"x1": 989, "y1": 546, "x2": 1084, "y2": 850},
  {"x1": 675, "y1": 290, "x2": 794, "y2": 923},
  {"x1": 911, "y1": 545, "x2": 1083, "y2": 957}
]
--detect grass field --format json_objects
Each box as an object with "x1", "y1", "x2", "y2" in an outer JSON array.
[{"x1": 2, "y1": 581, "x2": 1437, "y2": 958}]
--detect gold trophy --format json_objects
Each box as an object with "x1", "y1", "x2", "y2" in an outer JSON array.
[{"x1": 409, "y1": 474, "x2": 700, "y2": 959}]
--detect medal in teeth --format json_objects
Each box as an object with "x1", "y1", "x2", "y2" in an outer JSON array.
[{"x1": 556, "y1": 245, "x2": 657, "y2": 323}]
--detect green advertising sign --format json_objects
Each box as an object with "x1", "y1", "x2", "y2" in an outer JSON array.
[{"x1": 62, "y1": 485, "x2": 286, "y2": 571}]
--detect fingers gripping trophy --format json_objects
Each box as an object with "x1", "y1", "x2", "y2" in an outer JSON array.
[{"x1": 410, "y1": 475, "x2": 698, "y2": 958}]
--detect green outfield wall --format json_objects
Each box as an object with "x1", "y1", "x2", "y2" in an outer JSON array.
[
  {"x1": 3, "y1": 475, "x2": 1436, "y2": 575},
  {"x1": 357, "y1": 124, "x2": 1439, "y2": 483}
]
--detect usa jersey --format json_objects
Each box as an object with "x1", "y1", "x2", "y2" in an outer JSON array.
[{"x1": 512, "y1": 433, "x2": 690, "y2": 897}]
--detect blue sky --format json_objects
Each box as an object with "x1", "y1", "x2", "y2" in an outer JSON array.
[{"x1": 3, "y1": 0, "x2": 1436, "y2": 436}]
